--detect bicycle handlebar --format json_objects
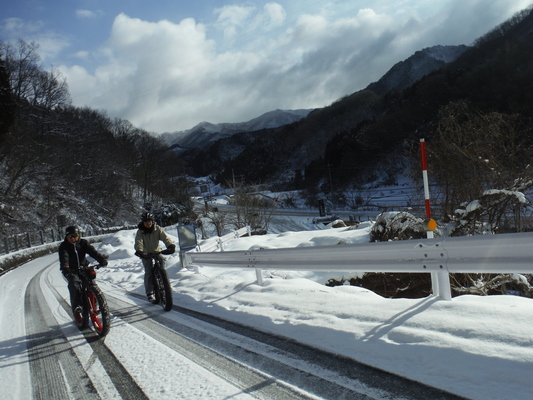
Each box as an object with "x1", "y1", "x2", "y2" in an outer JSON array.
[
  {"x1": 136, "y1": 247, "x2": 175, "y2": 259},
  {"x1": 82, "y1": 263, "x2": 107, "y2": 270},
  {"x1": 137, "y1": 252, "x2": 161, "y2": 259}
]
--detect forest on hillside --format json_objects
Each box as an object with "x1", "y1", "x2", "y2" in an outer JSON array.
[{"x1": 0, "y1": 40, "x2": 193, "y2": 235}]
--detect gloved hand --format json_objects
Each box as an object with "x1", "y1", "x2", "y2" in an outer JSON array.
[
  {"x1": 99, "y1": 259, "x2": 108, "y2": 267},
  {"x1": 135, "y1": 251, "x2": 148, "y2": 258},
  {"x1": 161, "y1": 244, "x2": 176, "y2": 255}
]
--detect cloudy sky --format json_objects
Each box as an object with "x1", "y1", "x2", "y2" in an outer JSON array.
[{"x1": 1, "y1": 1, "x2": 531, "y2": 133}]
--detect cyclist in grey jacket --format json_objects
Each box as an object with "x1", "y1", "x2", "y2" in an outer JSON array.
[{"x1": 134, "y1": 212, "x2": 175, "y2": 301}]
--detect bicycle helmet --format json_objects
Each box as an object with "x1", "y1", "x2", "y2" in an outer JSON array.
[
  {"x1": 65, "y1": 226, "x2": 80, "y2": 236},
  {"x1": 141, "y1": 212, "x2": 154, "y2": 222}
]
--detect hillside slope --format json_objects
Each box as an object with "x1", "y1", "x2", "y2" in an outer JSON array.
[
  {"x1": 184, "y1": 9, "x2": 533, "y2": 190},
  {"x1": 162, "y1": 109, "x2": 313, "y2": 152},
  {"x1": 183, "y1": 44, "x2": 469, "y2": 182}
]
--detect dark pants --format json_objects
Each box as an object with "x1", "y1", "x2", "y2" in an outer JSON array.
[
  {"x1": 141, "y1": 254, "x2": 165, "y2": 295},
  {"x1": 65, "y1": 273, "x2": 83, "y2": 311}
]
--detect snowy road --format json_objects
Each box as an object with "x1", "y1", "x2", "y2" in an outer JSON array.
[{"x1": 1, "y1": 253, "x2": 467, "y2": 400}]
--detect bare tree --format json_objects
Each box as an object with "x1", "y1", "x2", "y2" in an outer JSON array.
[
  {"x1": 1, "y1": 40, "x2": 70, "y2": 109},
  {"x1": 1, "y1": 40, "x2": 40, "y2": 104},
  {"x1": 0, "y1": 56, "x2": 15, "y2": 144},
  {"x1": 277, "y1": 192, "x2": 299, "y2": 209},
  {"x1": 444, "y1": 177, "x2": 533, "y2": 236},
  {"x1": 416, "y1": 100, "x2": 533, "y2": 223},
  {"x1": 204, "y1": 209, "x2": 228, "y2": 237},
  {"x1": 450, "y1": 273, "x2": 533, "y2": 297},
  {"x1": 0, "y1": 40, "x2": 72, "y2": 197},
  {"x1": 230, "y1": 180, "x2": 276, "y2": 234}
]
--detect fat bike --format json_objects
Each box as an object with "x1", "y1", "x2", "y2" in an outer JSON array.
[
  {"x1": 140, "y1": 253, "x2": 173, "y2": 311},
  {"x1": 72, "y1": 264, "x2": 111, "y2": 337}
]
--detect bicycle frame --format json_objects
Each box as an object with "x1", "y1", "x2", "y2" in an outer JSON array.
[
  {"x1": 143, "y1": 253, "x2": 173, "y2": 311},
  {"x1": 73, "y1": 264, "x2": 111, "y2": 337}
]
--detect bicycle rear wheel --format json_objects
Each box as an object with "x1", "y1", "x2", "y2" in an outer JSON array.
[
  {"x1": 87, "y1": 285, "x2": 111, "y2": 337},
  {"x1": 153, "y1": 267, "x2": 173, "y2": 311}
]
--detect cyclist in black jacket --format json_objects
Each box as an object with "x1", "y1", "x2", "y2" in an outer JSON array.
[{"x1": 58, "y1": 226, "x2": 108, "y2": 314}]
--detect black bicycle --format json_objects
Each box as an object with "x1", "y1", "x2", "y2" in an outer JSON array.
[
  {"x1": 140, "y1": 253, "x2": 173, "y2": 311},
  {"x1": 72, "y1": 264, "x2": 111, "y2": 337}
]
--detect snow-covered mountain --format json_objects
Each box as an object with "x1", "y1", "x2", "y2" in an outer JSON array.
[
  {"x1": 161, "y1": 108, "x2": 313, "y2": 151},
  {"x1": 366, "y1": 45, "x2": 469, "y2": 95},
  {"x1": 177, "y1": 44, "x2": 473, "y2": 179},
  {"x1": 161, "y1": 45, "x2": 466, "y2": 155}
]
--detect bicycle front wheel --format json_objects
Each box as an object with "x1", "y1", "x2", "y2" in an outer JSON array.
[
  {"x1": 87, "y1": 285, "x2": 111, "y2": 337},
  {"x1": 154, "y1": 267, "x2": 173, "y2": 311},
  {"x1": 74, "y1": 295, "x2": 89, "y2": 330}
]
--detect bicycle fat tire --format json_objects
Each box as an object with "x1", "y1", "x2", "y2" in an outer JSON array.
[
  {"x1": 151, "y1": 264, "x2": 161, "y2": 305},
  {"x1": 87, "y1": 285, "x2": 111, "y2": 337},
  {"x1": 154, "y1": 267, "x2": 173, "y2": 311}
]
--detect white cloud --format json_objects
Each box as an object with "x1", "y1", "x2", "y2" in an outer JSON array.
[
  {"x1": 33, "y1": 33, "x2": 72, "y2": 63},
  {"x1": 1, "y1": 17, "x2": 43, "y2": 37},
  {"x1": 264, "y1": 3, "x2": 286, "y2": 25},
  {"x1": 57, "y1": 1, "x2": 532, "y2": 133},
  {"x1": 76, "y1": 9, "x2": 104, "y2": 19},
  {"x1": 62, "y1": 13, "x2": 218, "y2": 131},
  {"x1": 1, "y1": 18, "x2": 70, "y2": 63},
  {"x1": 73, "y1": 50, "x2": 90, "y2": 60},
  {"x1": 60, "y1": 64, "x2": 97, "y2": 93},
  {"x1": 214, "y1": 3, "x2": 287, "y2": 49},
  {"x1": 215, "y1": 4, "x2": 255, "y2": 26},
  {"x1": 214, "y1": 4, "x2": 255, "y2": 41}
]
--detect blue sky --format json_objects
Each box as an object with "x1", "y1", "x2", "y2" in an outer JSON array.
[{"x1": 1, "y1": 1, "x2": 531, "y2": 133}]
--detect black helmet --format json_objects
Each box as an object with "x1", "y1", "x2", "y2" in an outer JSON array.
[
  {"x1": 141, "y1": 212, "x2": 154, "y2": 222},
  {"x1": 65, "y1": 226, "x2": 80, "y2": 237}
]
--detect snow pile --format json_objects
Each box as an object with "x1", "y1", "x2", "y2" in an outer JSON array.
[{"x1": 90, "y1": 221, "x2": 533, "y2": 400}]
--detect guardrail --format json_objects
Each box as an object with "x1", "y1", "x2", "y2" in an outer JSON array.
[
  {"x1": 195, "y1": 226, "x2": 252, "y2": 253},
  {"x1": 184, "y1": 231, "x2": 533, "y2": 300},
  {"x1": 0, "y1": 226, "x2": 134, "y2": 256},
  {"x1": 0, "y1": 233, "x2": 112, "y2": 276}
]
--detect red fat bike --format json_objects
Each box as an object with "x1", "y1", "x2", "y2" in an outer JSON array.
[{"x1": 72, "y1": 264, "x2": 111, "y2": 337}]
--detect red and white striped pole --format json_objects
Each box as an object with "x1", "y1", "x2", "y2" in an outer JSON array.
[
  {"x1": 420, "y1": 138, "x2": 451, "y2": 300},
  {"x1": 420, "y1": 138, "x2": 435, "y2": 238},
  {"x1": 420, "y1": 139, "x2": 431, "y2": 219}
]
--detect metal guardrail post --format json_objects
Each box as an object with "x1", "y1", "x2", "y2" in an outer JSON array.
[
  {"x1": 255, "y1": 269, "x2": 263, "y2": 286},
  {"x1": 415, "y1": 241, "x2": 451, "y2": 300},
  {"x1": 435, "y1": 272, "x2": 452, "y2": 300}
]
